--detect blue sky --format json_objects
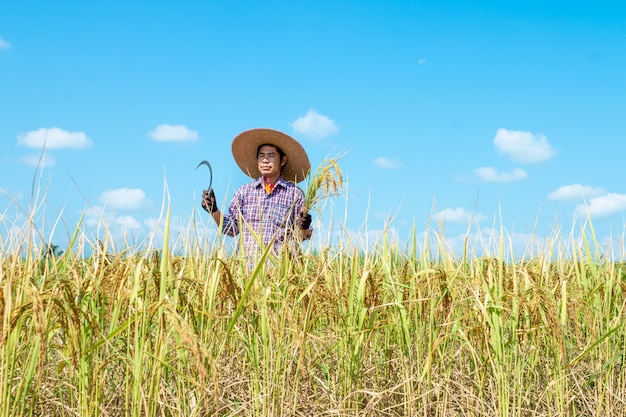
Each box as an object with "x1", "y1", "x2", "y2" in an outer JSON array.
[{"x1": 1, "y1": 0, "x2": 626, "y2": 257}]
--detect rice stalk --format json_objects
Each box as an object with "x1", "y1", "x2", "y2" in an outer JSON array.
[{"x1": 2, "y1": 181, "x2": 626, "y2": 416}]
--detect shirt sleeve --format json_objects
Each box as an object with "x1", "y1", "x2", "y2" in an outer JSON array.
[{"x1": 221, "y1": 190, "x2": 242, "y2": 237}]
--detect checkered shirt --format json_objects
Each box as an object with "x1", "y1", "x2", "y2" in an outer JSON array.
[{"x1": 221, "y1": 176, "x2": 309, "y2": 256}]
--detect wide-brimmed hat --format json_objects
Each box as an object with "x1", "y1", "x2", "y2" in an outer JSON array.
[{"x1": 231, "y1": 128, "x2": 310, "y2": 183}]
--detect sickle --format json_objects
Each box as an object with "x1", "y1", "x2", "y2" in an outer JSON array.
[{"x1": 196, "y1": 160, "x2": 213, "y2": 191}]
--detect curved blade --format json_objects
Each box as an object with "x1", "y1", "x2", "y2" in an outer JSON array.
[{"x1": 196, "y1": 160, "x2": 213, "y2": 191}]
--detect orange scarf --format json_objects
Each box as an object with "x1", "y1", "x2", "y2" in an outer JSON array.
[{"x1": 263, "y1": 177, "x2": 275, "y2": 195}]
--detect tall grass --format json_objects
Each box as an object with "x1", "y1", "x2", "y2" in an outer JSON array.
[{"x1": 1, "y1": 192, "x2": 625, "y2": 416}]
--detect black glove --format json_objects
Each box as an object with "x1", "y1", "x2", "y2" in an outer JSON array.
[
  {"x1": 295, "y1": 210, "x2": 312, "y2": 230},
  {"x1": 201, "y1": 189, "x2": 218, "y2": 214}
]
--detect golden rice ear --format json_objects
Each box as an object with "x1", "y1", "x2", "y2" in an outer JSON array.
[{"x1": 303, "y1": 151, "x2": 346, "y2": 212}]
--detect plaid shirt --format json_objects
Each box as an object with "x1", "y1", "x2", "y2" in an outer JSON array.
[{"x1": 222, "y1": 176, "x2": 310, "y2": 256}]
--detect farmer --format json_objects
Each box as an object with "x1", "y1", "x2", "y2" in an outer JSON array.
[{"x1": 201, "y1": 128, "x2": 313, "y2": 259}]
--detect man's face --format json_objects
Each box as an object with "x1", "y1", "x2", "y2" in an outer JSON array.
[{"x1": 257, "y1": 145, "x2": 286, "y2": 178}]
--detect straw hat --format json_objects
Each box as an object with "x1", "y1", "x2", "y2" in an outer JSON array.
[{"x1": 232, "y1": 128, "x2": 310, "y2": 183}]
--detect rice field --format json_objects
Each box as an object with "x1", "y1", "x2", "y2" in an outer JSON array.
[{"x1": 1, "y1": 198, "x2": 626, "y2": 416}]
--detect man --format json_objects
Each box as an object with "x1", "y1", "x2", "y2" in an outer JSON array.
[{"x1": 201, "y1": 128, "x2": 313, "y2": 259}]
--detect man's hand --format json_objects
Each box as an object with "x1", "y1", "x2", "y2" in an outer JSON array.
[
  {"x1": 295, "y1": 210, "x2": 312, "y2": 230},
  {"x1": 201, "y1": 189, "x2": 218, "y2": 214}
]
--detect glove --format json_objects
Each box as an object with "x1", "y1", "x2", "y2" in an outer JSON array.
[
  {"x1": 295, "y1": 210, "x2": 312, "y2": 230},
  {"x1": 201, "y1": 189, "x2": 218, "y2": 214}
]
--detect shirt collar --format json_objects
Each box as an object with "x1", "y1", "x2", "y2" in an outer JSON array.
[{"x1": 254, "y1": 176, "x2": 286, "y2": 189}]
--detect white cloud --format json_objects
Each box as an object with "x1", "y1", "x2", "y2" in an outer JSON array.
[
  {"x1": 547, "y1": 184, "x2": 626, "y2": 219},
  {"x1": 475, "y1": 166, "x2": 528, "y2": 183},
  {"x1": 84, "y1": 206, "x2": 106, "y2": 227},
  {"x1": 17, "y1": 127, "x2": 93, "y2": 149},
  {"x1": 83, "y1": 207, "x2": 145, "y2": 245},
  {"x1": 290, "y1": 109, "x2": 339, "y2": 140},
  {"x1": 418, "y1": 58, "x2": 426, "y2": 65},
  {"x1": 148, "y1": 124, "x2": 199, "y2": 142},
  {"x1": 115, "y1": 215, "x2": 142, "y2": 231},
  {"x1": 461, "y1": 228, "x2": 545, "y2": 259},
  {"x1": 432, "y1": 207, "x2": 486, "y2": 224},
  {"x1": 99, "y1": 188, "x2": 148, "y2": 210},
  {"x1": 373, "y1": 156, "x2": 404, "y2": 169},
  {"x1": 548, "y1": 184, "x2": 607, "y2": 202},
  {"x1": 574, "y1": 193, "x2": 626, "y2": 219},
  {"x1": 21, "y1": 153, "x2": 57, "y2": 167},
  {"x1": 0, "y1": 188, "x2": 24, "y2": 203},
  {"x1": 493, "y1": 128, "x2": 556, "y2": 163},
  {"x1": 0, "y1": 37, "x2": 10, "y2": 49}
]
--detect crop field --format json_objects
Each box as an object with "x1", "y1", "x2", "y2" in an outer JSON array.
[{"x1": 1, "y1": 202, "x2": 625, "y2": 417}]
